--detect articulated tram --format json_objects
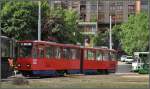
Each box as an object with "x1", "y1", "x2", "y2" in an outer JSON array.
[{"x1": 16, "y1": 40, "x2": 118, "y2": 77}]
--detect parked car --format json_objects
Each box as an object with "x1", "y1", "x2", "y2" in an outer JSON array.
[
  {"x1": 120, "y1": 55, "x2": 127, "y2": 62},
  {"x1": 125, "y1": 56, "x2": 134, "y2": 64}
]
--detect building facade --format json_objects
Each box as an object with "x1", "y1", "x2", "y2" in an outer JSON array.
[
  {"x1": 48, "y1": 0, "x2": 148, "y2": 46},
  {"x1": 48, "y1": 0, "x2": 146, "y2": 32}
]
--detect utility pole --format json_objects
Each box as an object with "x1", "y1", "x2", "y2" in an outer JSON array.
[
  {"x1": 109, "y1": 15, "x2": 112, "y2": 50},
  {"x1": 0, "y1": 1, "x2": 1, "y2": 80},
  {"x1": 38, "y1": 1, "x2": 41, "y2": 41}
]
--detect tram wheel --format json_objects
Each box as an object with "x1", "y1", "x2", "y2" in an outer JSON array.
[{"x1": 21, "y1": 71, "x2": 32, "y2": 77}]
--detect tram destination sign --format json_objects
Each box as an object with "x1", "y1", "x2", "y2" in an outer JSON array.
[{"x1": 20, "y1": 43, "x2": 32, "y2": 46}]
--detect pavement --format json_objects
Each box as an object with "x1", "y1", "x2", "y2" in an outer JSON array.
[{"x1": 115, "y1": 61, "x2": 136, "y2": 74}]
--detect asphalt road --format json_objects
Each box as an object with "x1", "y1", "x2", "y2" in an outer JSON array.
[{"x1": 115, "y1": 61, "x2": 133, "y2": 74}]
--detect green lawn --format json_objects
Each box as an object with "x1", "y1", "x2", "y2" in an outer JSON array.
[{"x1": 1, "y1": 74, "x2": 149, "y2": 88}]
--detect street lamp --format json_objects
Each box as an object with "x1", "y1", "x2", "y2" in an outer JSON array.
[
  {"x1": 38, "y1": 1, "x2": 41, "y2": 41},
  {"x1": 109, "y1": 15, "x2": 112, "y2": 50}
]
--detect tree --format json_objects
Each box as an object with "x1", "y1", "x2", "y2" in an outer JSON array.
[
  {"x1": 43, "y1": 7, "x2": 83, "y2": 44},
  {"x1": 119, "y1": 13, "x2": 149, "y2": 55},
  {"x1": 0, "y1": 1, "x2": 49, "y2": 40},
  {"x1": 94, "y1": 31, "x2": 109, "y2": 47},
  {"x1": 1, "y1": 1, "x2": 83, "y2": 44},
  {"x1": 112, "y1": 25, "x2": 122, "y2": 50}
]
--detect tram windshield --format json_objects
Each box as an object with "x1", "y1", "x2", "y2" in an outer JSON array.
[{"x1": 18, "y1": 43, "x2": 32, "y2": 58}]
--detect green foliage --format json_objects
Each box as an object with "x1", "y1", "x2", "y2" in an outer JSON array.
[
  {"x1": 0, "y1": 1, "x2": 49, "y2": 40},
  {"x1": 43, "y1": 7, "x2": 83, "y2": 44},
  {"x1": 112, "y1": 25, "x2": 122, "y2": 50},
  {"x1": 94, "y1": 31, "x2": 109, "y2": 47},
  {"x1": 1, "y1": 1, "x2": 83, "y2": 44},
  {"x1": 114, "y1": 13, "x2": 149, "y2": 55},
  {"x1": 138, "y1": 69, "x2": 149, "y2": 74}
]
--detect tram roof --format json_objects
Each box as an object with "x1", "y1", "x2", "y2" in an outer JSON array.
[
  {"x1": 0, "y1": 36, "x2": 14, "y2": 40},
  {"x1": 17, "y1": 40, "x2": 81, "y2": 48},
  {"x1": 17, "y1": 40, "x2": 117, "y2": 52},
  {"x1": 0, "y1": 36, "x2": 9, "y2": 39},
  {"x1": 82, "y1": 47, "x2": 117, "y2": 52}
]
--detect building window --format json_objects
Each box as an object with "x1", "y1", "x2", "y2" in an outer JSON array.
[
  {"x1": 116, "y1": 5, "x2": 123, "y2": 11},
  {"x1": 116, "y1": 14, "x2": 123, "y2": 21},
  {"x1": 80, "y1": 0, "x2": 86, "y2": 5},
  {"x1": 98, "y1": 5, "x2": 104, "y2": 11},
  {"x1": 98, "y1": 12, "x2": 104, "y2": 22},
  {"x1": 128, "y1": 5, "x2": 135, "y2": 12}
]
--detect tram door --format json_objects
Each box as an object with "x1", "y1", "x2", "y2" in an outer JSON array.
[{"x1": 37, "y1": 44, "x2": 46, "y2": 67}]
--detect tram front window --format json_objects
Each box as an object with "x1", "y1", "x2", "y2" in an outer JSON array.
[{"x1": 19, "y1": 46, "x2": 32, "y2": 58}]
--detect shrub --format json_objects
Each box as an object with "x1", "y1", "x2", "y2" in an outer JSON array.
[
  {"x1": 12, "y1": 77, "x2": 29, "y2": 85},
  {"x1": 133, "y1": 70, "x2": 139, "y2": 72},
  {"x1": 138, "y1": 69, "x2": 149, "y2": 74}
]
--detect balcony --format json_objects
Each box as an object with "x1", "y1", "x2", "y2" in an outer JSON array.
[{"x1": 78, "y1": 22, "x2": 98, "y2": 35}]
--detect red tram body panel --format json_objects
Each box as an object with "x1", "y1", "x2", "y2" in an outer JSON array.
[{"x1": 16, "y1": 40, "x2": 118, "y2": 76}]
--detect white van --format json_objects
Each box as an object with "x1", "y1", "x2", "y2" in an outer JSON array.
[{"x1": 132, "y1": 52, "x2": 149, "y2": 71}]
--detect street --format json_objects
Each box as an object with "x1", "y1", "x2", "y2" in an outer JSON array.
[{"x1": 116, "y1": 61, "x2": 133, "y2": 74}]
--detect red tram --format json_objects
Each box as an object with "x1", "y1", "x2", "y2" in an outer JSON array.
[{"x1": 16, "y1": 40, "x2": 117, "y2": 76}]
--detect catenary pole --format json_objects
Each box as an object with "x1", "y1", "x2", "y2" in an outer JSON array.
[
  {"x1": 109, "y1": 15, "x2": 112, "y2": 50},
  {"x1": 38, "y1": 1, "x2": 41, "y2": 41}
]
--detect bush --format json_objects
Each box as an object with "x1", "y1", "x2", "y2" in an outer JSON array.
[
  {"x1": 138, "y1": 69, "x2": 149, "y2": 74},
  {"x1": 133, "y1": 70, "x2": 139, "y2": 72},
  {"x1": 12, "y1": 77, "x2": 29, "y2": 85}
]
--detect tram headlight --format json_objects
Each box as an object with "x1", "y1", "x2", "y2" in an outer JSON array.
[
  {"x1": 26, "y1": 64, "x2": 31, "y2": 67},
  {"x1": 17, "y1": 64, "x2": 21, "y2": 67}
]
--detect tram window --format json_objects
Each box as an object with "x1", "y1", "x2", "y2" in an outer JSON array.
[
  {"x1": 71, "y1": 49, "x2": 80, "y2": 60},
  {"x1": 139, "y1": 54, "x2": 149, "y2": 63},
  {"x1": 87, "y1": 50, "x2": 95, "y2": 60},
  {"x1": 103, "y1": 52, "x2": 109, "y2": 61},
  {"x1": 46, "y1": 47, "x2": 53, "y2": 59},
  {"x1": 76, "y1": 49, "x2": 81, "y2": 59},
  {"x1": 96, "y1": 51, "x2": 103, "y2": 61},
  {"x1": 111, "y1": 52, "x2": 117, "y2": 60},
  {"x1": 38, "y1": 48, "x2": 44, "y2": 58},
  {"x1": 71, "y1": 49, "x2": 76, "y2": 59},
  {"x1": 54, "y1": 47, "x2": 61, "y2": 59},
  {"x1": 62, "y1": 48, "x2": 72, "y2": 59},
  {"x1": 32, "y1": 47, "x2": 37, "y2": 58},
  {"x1": 19, "y1": 46, "x2": 32, "y2": 58}
]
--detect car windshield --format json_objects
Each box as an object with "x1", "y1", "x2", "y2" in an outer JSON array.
[
  {"x1": 121, "y1": 55, "x2": 127, "y2": 57},
  {"x1": 127, "y1": 57, "x2": 133, "y2": 59},
  {"x1": 122, "y1": 56, "x2": 126, "y2": 58}
]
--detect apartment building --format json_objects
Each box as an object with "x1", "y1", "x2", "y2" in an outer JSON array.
[
  {"x1": 48, "y1": 0, "x2": 145, "y2": 32},
  {"x1": 79, "y1": 0, "x2": 142, "y2": 33},
  {"x1": 48, "y1": 0, "x2": 147, "y2": 46}
]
